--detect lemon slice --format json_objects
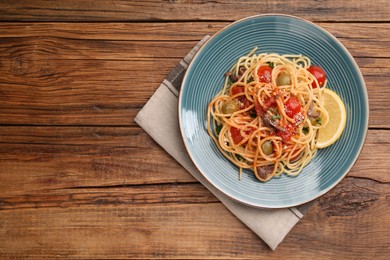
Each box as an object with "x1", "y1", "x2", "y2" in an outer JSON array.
[{"x1": 316, "y1": 89, "x2": 346, "y2": 149}]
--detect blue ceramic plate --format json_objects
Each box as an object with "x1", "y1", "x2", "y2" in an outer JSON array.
[{"x1": 178, "y1": 14, "x2": 368, "y2": 208}]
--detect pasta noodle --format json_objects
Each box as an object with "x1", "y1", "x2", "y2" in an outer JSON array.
[{"x1": 207, "y1": 49, "x2": 329, "y2": 182}]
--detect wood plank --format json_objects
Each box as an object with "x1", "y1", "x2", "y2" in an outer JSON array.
[
  {"x1": 0, "y1": 22, "x2": 389, "y2": 58},
  {"x1": 0, "y1": 183, "x2": 219, "y2": 211},
  {"x1": 0, "y1": 22, "x2": 388, "y2": 127},
  {"x1": 0, "y1": 127, "x2": 388, "y2": 198},
  {"x1": 1, "y1": 57, "x2": 386, "y2": 126},
  {"x1": 347, "y1": 129, "x2": 389, "y2": 183},
  {"x1": 0, "y1": 177, "x2": 388, "y2": 258},
  {"x1": 286, "y1": 177, "x2": 390, "y2": 258},
  {"x1": 0, "y1": 0, "x2": 389, "y2": 22},
  {"x1": 0, "y1": 127, "x2": 196, "y2": 197}
]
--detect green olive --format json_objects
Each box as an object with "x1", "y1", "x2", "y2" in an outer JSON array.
[
  {"x1": 261, "y1": 141, "x2": 273, "y2": 155},
  {"x1": 222, "y1": 100, "x2": 238, "y2": 114},
  {"x1": 276, "y1": 71, "x2": 291, "y2": 86}
]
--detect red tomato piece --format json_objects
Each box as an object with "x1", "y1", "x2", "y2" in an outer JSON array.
[
  {"x1": 285, "y1": 96, "x2": 302, "y2": 118},
  {"x1": 277, "y1": 124, "x2": 294, "y2": 142},
  {"x1": 307, "y1": 66, "x2": 326, "y2": 88},
  {"x1": 230, "y1": 127, "x2": 244, "y2": 144},
  {"x1": 257, "y1": 66, "x2": 273, "y2": 83},
  {"x1": 230, "y1": 86, "x2": 244, "y2": 96}
]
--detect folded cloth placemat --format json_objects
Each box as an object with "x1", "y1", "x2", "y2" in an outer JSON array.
[{"x1": 135, "y1": 35, "x2": 312, "y2": 250}]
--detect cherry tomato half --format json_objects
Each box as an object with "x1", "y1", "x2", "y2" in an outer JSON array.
[
  {"x1": 230, "y1": 85, "x2": 244, "y2": 96},
  {"x1": 307, "y1": 66, "x2": 326, "y2": 88},
  {"x1": 277, "y1": 124, "x2": 294, "y2": 142},
  {"x1": 285, "y1": 96, "x2": 302, "y2": 118},
  {"x1": 230, "y1": 127, "x2": 244, "y2": 145},
  {"x1": 257, "y1": 65, "x2": 273, "y2": 83}
]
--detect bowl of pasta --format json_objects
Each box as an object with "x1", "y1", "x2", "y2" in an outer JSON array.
[{"x1": 178, "y1": 14, "x2": 368, "y2": 208}]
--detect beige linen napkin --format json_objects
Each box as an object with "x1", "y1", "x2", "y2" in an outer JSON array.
[{"x1": 135, "y1": 36, "x2": 312, "y2": 250}]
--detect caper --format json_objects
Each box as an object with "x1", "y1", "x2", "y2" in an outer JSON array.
[
  {"x1": 222, "y1": 100, "x2": 238, "y2": 114},
  {"x1": 261, "y1": 141, "x2": 273, "y2": 155},
  {"x1": 276, "y1": 71, "x2": 291, "y2": 86}
]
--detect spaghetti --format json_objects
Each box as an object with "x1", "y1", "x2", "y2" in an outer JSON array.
[{"x1": 207, "y1": 49, "x2": 329, "y2": 182}]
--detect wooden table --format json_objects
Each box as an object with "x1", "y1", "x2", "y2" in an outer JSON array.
[{"x1": 0, "y1": 1, "x2": 389, "y2": 259}]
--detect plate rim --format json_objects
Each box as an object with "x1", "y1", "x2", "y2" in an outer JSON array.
[{"x1": 178, "y1": 13, "x2": 369, "y2": 209}]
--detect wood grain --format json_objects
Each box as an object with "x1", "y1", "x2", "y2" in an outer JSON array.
[
  {"x1": 0, "y1": 1, "x2": 389, "y2": 258},
  {"x1": 0, "y1": 127, "x2": 195, "y2": 197},
  {"x1": 0, "y1": 0, "x2": 389, "y2": 22},
  {"x1": 0, "y1": 127, "x2": 388, "y2": 198},
  {"x1": 0, "y1": 22, "x2": 389, "y2": 127},
  {"x1": 0, "y1": 177, "x2": 388, "y2": 258}
]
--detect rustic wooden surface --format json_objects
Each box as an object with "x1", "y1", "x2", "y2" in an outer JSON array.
[{"x1": 0, "y1": 1, "x2": 389, "y2": 259}]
